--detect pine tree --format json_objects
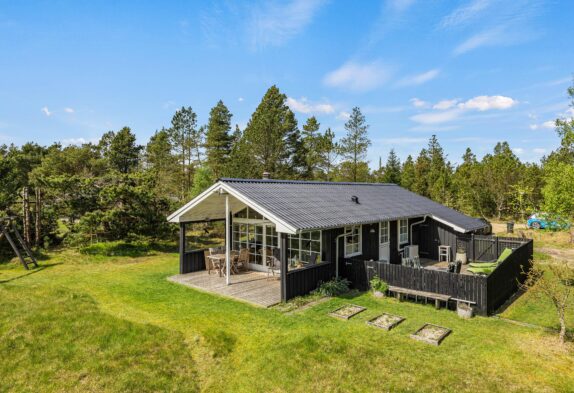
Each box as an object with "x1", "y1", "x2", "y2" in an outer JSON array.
[
  {"x1": 145, "y1": 128, "x2": 177, "y2": 197},
  {"x1": 104, "y1": 127, "x2": 142, "y2": 174},
  {"x1": 381, "y1": 149, "x2": 401, "y2": 184},
  {"x1": 413, "y1": 148, "x2": 431, "y2": 197},
  {"x1": 339, "y1": 107, "x2": 371, "y2": 182},
  {"x1": 316, "y1": 128, "x2": 339, "y2": 181},
  {"x1": 235, "y1": 85, "x2": 301, "y2": 179},
  {"x1": 205, "y1": 100, "x2": 233, "y2": 178},
  {"x1": 301, "y1": 116, "x2": 321, "y2": 178},
  {"x1": 400, "y1": 155, "x2": 416, "y2": 191},
  {"x1": 168, "y1": 106, "x2": 204, "y2": 199},
  {"x1": 426, "y1": 135, "x2": 452, "y2": 205}
]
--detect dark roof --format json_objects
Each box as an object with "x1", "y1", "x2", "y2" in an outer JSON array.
[{"x1": 220, "y1": 178, "x2": 487, "y2": 233}]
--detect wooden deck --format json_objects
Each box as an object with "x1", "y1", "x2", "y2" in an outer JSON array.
[
  {"x1": 420, "y1": 258, "x2": 474, "y2": 275},
  {"x1": 168, "y1": 270, "x2": 281, "y2": 308}
]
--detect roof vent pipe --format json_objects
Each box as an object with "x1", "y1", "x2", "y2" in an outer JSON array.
[
  {"x1": 351, "y1": 195, "x2": 359, "y2": 204},
  {"x1": 262, "y1": 171, "x2": 270, "y2": 180}
]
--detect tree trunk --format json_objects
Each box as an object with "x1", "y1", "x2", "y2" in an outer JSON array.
[
  {"x1": 22, "y1": 187, "x2": 31, "y2": 245},
  {"x1": 558, "y1": 310, "x2": 566, "y2": 345},
  {"x1": 35, "y1": 188, "x2": 41, "y2": 246}
]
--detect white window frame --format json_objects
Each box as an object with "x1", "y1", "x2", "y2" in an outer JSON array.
[
  {"x1": 344, "y1": 225, "x2": 362, "y2": 258},
  {"x1": 398, "y1": 219, "x2": 408, "y2": 245},
  {"x1": 379, "y1": 221, "x2": 389, "y2": 245},
  {"x1": 287, "y1": 230, "x2": 322, "y2": 267}
]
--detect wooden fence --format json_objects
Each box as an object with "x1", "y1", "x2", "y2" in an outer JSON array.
[
  {"x1": 180, "y1": 249, "x2": 205, "y2": 274},
  {"x1": 344, "y1": 236, "x2": 533, "y2": 315}
]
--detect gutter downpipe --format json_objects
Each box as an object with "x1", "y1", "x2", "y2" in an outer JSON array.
[{"x1": 401, "y1": 215, "x2": 429, "y2": 255}]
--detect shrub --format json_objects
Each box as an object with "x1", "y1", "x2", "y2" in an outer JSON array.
[
  {"x1": 312, "y1": 277, "x2": 350, "y2": 297},
  {"x1": 370, "y1": 276, "x2": 389, "y2": 293}
]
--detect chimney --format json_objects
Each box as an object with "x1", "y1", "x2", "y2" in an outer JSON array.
[
  {"x1": 351, "y1": 195, "x2": 359, "y2": 204},
  {"x1": 262, "y1": 171, "x2": 270, "y2": 180}
]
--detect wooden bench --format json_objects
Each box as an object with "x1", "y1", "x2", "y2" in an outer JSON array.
[{"x1": 388, "y1": 286, "x2": 451, "y2": 310}]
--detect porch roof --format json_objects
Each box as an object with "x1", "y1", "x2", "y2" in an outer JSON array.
[{"x1": 168, "y1": 178, "x2": 488, "y2": 234}]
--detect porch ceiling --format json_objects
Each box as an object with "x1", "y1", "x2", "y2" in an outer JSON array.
[{"x1": 178, "y1": 192, "x2": 246, "y2": 223}]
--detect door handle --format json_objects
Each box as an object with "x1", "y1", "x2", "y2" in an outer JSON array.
[{"x1": 345, "y1": 262, "x2": 353, "y2": 266}]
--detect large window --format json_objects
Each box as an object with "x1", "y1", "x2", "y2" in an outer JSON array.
[
  {"x1": 344, "y1": 225, "x2": 362, "y2": 257},
  {"x1": 380, "y1": 221, "x2": 389, "y2": 244},
  {"x1": 287, "y1": 230, "x2": 321, "y2": 269},
  {"x1": 399, "y1": 219, "x2": 408, "y2": 244}
]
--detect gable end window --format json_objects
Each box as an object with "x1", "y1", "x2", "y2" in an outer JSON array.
[
  {"x1": 344, "y1": 225, "x2": 362, "y2": 257},
  {"x1": 398, "y1": 219, "x2": 408, "y2": 244}
]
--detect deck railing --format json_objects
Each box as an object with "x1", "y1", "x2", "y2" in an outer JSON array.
[{"x1": 343, "y1": 236, "x2": 533, "y2": 315}]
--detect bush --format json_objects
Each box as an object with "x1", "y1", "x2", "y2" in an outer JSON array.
[
  {"x1": 370, "y1": 276, "x2": 389, "y2": 293},
  {"x1": 79, "y1": 239, "x2": 176, "y2": 257},
  {"x1": 312, "y1": 277, "x2": 350, "y2": 297}
]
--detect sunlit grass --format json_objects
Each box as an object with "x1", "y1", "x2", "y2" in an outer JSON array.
[{"x1": 1, "y1": 249, "x2": 573, "y2": 392}]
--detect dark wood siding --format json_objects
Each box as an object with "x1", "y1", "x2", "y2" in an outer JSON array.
[
  {"x1": 285, "y1": 262, "x2": 334, "y2": 299},
  {"x1": 411, "y1": 217, "x2": 460, "y2": 261}
]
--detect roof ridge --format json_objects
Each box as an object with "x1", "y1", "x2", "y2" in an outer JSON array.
[{"x1": 218, "y1": 178, "x2": 397, "y2": 186}]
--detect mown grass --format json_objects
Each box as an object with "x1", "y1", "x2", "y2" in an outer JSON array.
[{"x1": 1, "y1": 249, "x2": 573, "y2": 392}]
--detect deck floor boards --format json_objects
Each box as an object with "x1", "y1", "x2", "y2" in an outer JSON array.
[{"x1": 168, "y1": 270, "x2": 281, "y2": 307}]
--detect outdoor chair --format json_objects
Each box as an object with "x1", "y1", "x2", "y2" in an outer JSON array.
[
  {"x1": 235, "y1": 248, "x2": 249, "y2": 272},
  {"x1": 468, "y1": 248, "x2": 512, "y2": 274},
  {"x1": 267, "y1": 248, "x2": 281, "y2": 280},
  {"x1": 204, "y1": 250, "x2": 222, "y2": 276}
]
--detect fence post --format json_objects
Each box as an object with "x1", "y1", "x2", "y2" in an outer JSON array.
[
  {"x1": 495, "y1": 236, "x2": 500, "y2": 257},
  {"x1": 471, "y1": 233, "x2": 475, "y2": 262}
]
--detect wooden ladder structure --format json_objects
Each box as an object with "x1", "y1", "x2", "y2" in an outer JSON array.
[{"x1": 0, "y1": 217, "x2": 38, "y2": 270}]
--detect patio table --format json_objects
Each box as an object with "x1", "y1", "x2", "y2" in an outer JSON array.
[{"x1": 208, "y1": 253, "x2": 239, "y2": 275}]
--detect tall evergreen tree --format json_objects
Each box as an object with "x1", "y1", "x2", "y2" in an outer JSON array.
[
  {"x1": 103, "y1": 127, "x2": 142, "y2": 174},
  {"x1": 400, "y1": 155, "x2": 416, "y2": 191},
  {"x1": 381, "y1": 149, "x2": 401, "y2": 184},
  {"x1": 413, "y1": 148, "x2": 431, "y2": 197},
  {"x1": 145, "y1": 128, "x2": 177, "y2": 196},
  {"x1": 339, "y1": 107, "x2": 371, "y2": 182},
  {"x1": 301, "y1": 116, "x2": 321, "y2": 179},
  {"x1": 316, "y1": 128, "x2": 339, "y2": 181},
  {"x1": 205, "y1": 100, "x2": 233, "y2": 178},
  {"x1": 426, "y1": 135, "x2": 453, "y2": 205},
  {"x1": 234, "y1": 85, "x2": 300, "y2": 179},
  {"x1": 168, "y1": 106, "x2": 201, "y2": 199}
]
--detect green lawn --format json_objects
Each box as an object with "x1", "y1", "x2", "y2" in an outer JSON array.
[{"x1": 1, "y1": 250, "x2": 573, "y2": 392}]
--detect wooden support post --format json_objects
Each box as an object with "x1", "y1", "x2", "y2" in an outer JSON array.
[
  {"x1": 280, "y1": 233, "x2": 288, "y2": 302},
  {"x1": 435, "y1": 299, "x2": 440, "y2": 310},
  {"x1": 495, "y1": 237, "x2": 500, "y2": 257},
  {"x1": 470, "y1": 233, "x2": 475, "y2": 262},
  {"x1": 179, "y1": 222, "x2": 185, "y2": 274},
  {"x1": 225, "y1": 194, "x2": 230, "y2": 286}
]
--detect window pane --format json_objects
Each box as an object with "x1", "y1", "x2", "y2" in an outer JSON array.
[
  {"x1": 311, "y1": 231, "x2": 320, "y2": 240},
  {"x1": 311, "y1": 240, "x2": 320, "y2": 253}
]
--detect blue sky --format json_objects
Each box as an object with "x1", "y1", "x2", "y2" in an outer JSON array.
[{"x1": 1, "y1": 0, "x2": 573, "y2": 166}]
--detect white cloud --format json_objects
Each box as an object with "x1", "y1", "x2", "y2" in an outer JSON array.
[
  {"x1": 513, "y1": 147, "x2": 525, "y2": 155},
  {"x1": 388, "y1": 0, "x2": 417, "y2": 12},
  {"x1": 411, "y1": 95, "x2": 518, "y2": 124},
  {"x1": 286, "y1": 97, "x2": 335, "y2": 114},
  {"x1": 529, "y1": 120, "x2": 555, "y2": 130},
  {"x1": 410, "y1": 98, "x2": 428, "y2": 108},
  {"x1": 61, "y1": 137, "x2": 97, "y2": 146},
  {"x1": 440, "y1": 0, "x2": 492, "y2": 28},
  {"x1": 396, "y1": 69, "x2": 440, "y2": 87},
  {"x1": 336, "y1": 111, "x2": 350, "y2": 121},
  {"x1": 433, "y1": 99, "x2": 459, "y2": 110},
  {"x1": 41, "y1": 106, "x2": 52, "y2": 117},
  {"x1": 410, "y1": 109, "x2": 461, "y2": 125},
  {"x1": 323, "y1": 60, "x2": 392, "y2": 92},
  {"x1": 64, "y1": 107, "x2": 75, "y2": 113},
  {"x1": 238, "y1": 97, "x2": 244, "y2": 102},
  {"x1": 453, "y1": 28, "x2": 502, "y2": 55},
  {"x1": 533, "y1": 148, "x2": 547, "y2": 154},
  {"x1": 248, "y1": 0, "x2": 326, "y2": 49},
  {"x1": 457, "y1": 95, "x2": 517, "y2": 111}
]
